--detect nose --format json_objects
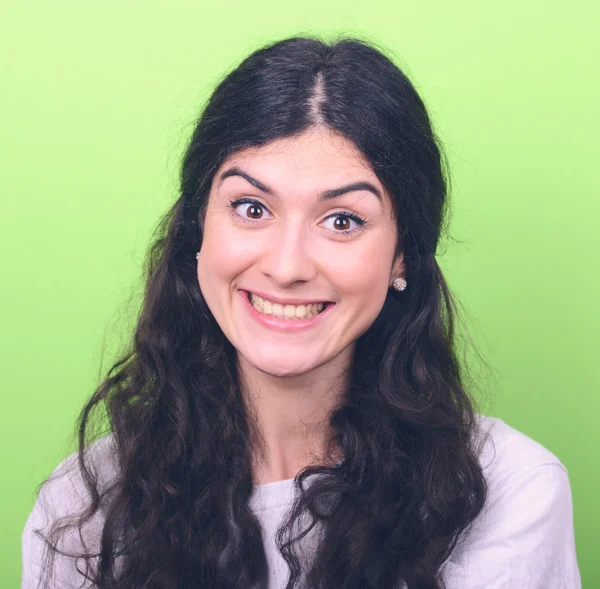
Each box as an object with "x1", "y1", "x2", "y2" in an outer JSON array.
[{"x1": 258, "y1": 219, "x2": 318, "y2": 287}]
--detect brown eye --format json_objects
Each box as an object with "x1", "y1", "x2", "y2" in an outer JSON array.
[
  {"x1": 333, "y1": 216, "x2": 351, "y2": 231},
  {"x1": 247, "y1": 204, "x2": 263, "y2": 219},
  {"x1": 228, "y1": 198, "x2": 272, "y2": 223},
  {"x1": 322, "y1": 212, "x2": 367, "y2": 236}
]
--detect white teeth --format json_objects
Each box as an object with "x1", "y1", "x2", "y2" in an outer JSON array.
[{"x1": 249, "y1": 293, "x2": 327, "y2": 319}]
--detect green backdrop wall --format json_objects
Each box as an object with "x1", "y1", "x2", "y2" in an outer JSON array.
[{"x1": 2, "y1": 1, "x2": 597, "y2": 586}]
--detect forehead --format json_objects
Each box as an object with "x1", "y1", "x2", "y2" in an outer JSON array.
[{"x1": 214, "y1": 127, "x2": 382, "y2": 192}]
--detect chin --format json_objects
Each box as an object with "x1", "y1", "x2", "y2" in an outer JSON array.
[{"x1": 245, "y1": 350, "x2": 321, "y2": 378}]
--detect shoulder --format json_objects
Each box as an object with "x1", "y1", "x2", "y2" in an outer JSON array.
[
  {"x1": 472, "y1": 413, "x2": 566, "y2": 481},
  {"x1": 440, "y1": 414, "x2": 581, "y2": 588},
  {"x1": 34, "y1": 433, "x2": 120, "y2": 519},
  {"x1": 22, "y1": 433, "x2": 120, "y2": 588},
  {"x1": 21, "y1": 433, "x2": 120, "y2": 588},
  {"x1": 470, "y1": 413, "x2": 575, "y2": 541}
]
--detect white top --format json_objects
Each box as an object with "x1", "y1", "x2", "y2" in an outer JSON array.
[{"x1": 21, "y1": 415, "x2": 582, "y2": 588}]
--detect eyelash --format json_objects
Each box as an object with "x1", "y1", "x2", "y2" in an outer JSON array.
[{"x1": 227, "y1": 197, "x2": 367, "y2": 236}]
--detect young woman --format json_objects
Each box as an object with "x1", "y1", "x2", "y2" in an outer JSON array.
[{"x1": 21, "y1": 36, "x2": 581, "y2": 589}]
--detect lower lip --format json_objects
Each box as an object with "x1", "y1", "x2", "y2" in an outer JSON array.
[{"x1": 239, "y1": 290, "x2": 335, "y2": 332}]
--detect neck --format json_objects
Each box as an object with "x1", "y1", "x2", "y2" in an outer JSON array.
[{"x1": 238, "y1": 348, "x2": 352, "y2": 485}]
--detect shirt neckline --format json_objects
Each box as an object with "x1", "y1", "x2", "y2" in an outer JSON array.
[
  {"x1": 249, "y1": 460, "x2": 345, "y2": 512},
  {"x1": 249, "y1": 476, "x2": 297, "y2": 512}
]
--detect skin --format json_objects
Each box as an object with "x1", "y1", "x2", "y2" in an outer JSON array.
[{"x1": 197, "y1": 126, "x2": 405, "y2": 485}]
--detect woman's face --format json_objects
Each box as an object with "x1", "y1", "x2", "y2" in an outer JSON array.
[{"x1": 197, "y1": 127, "x2": 404, "y2": 378}]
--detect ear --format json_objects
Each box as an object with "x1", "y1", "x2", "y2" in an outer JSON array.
[{"x1": 391, "y1": 251, "x2": 405, "y2": 280}]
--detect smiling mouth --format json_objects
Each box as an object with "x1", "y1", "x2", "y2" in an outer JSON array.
[{"x1": 247, "y1": 292, "x2": 330, "y2": 319}]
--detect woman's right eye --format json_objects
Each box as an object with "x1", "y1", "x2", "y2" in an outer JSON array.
[{"x1": 228, "y1": 198, "x2": 272, "y2": 222}]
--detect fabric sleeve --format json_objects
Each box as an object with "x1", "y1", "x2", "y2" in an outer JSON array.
[
  {"x1": 441, "y1": 462, "x2": 581, "y2": 589},
  {"x1": 21, "y1": 477, "x2": 85, "y2": 588},
  {"x1": 21, "y1": 490, "x2": 47, "y2": 589},
  {"x1": 21, "y1": 449, "x2": 107, "y2": 589}
]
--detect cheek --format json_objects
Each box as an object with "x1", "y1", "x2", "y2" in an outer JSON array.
[
  {"x1": 333, "y1": 245, "x2": 391, "y2": 302},
  {"x1": 325, "y1": 255, "x2": 388, "y2": 344},
  {"x1": 198, "y1": 216, "x2": 251, "y2": 284}
]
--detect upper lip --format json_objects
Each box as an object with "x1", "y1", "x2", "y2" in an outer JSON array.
[{"x1": 243, "y1": 289, "x2": 333, "y2": 306}]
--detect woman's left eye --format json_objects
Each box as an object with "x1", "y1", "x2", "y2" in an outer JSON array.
[
  {"x1": 227, "y1": 198, "x2": 367, "y2": 236},
  {"x1": 321, "y1": 212, "x2": 367, "y2": 235}
]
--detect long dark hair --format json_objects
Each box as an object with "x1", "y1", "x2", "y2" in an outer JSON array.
[{"x1": 35, "y1": 34, "x2": 489, "y2": 589}]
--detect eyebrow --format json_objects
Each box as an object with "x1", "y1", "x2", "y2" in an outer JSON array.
[{"x1": 217, "y1": 166, "x2": 383, "y2": 203}]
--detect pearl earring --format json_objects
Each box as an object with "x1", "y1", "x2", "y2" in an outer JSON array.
[
  {"x1": 391, "y1": 277, "x2": 407, "y2": 291},
  {"x1": 196, "y1": 252, "x2": 199, "y2": 260}
]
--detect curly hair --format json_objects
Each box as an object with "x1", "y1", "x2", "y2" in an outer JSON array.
[{"x1": 35, "y1": 34, "x2": 489, "y2": 589}]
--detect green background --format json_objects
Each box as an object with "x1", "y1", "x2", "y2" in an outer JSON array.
[{"x1": 2, "y1": 1, "x2": 598, "y2": 586}]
